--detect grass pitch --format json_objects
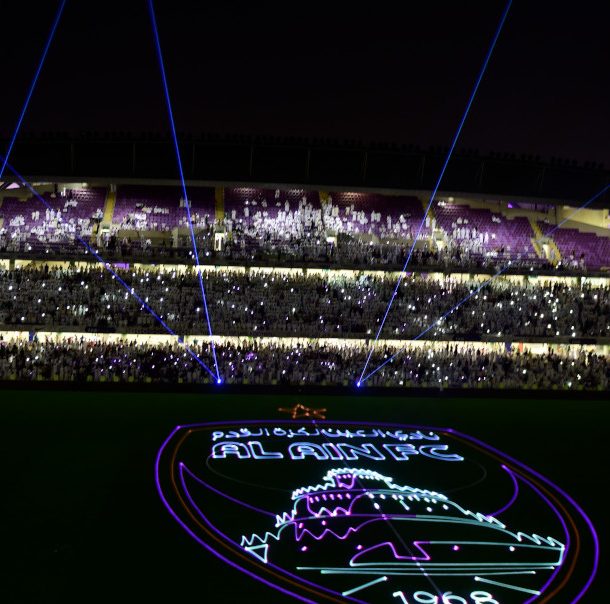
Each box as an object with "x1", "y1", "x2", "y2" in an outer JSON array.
[{"x1": 2, "y1": 389, "x2": 606, "y2": 603}]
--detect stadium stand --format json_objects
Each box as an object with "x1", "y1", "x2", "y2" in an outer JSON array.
[
  {"x1": 0, "y1": 187, "x2": 105, "y2": 254},
  {"x1": 323, "y1": 191, "x2": 430, "y2": 239},
  {"x1": 538, "y1": 220, "x2": 610, "y2": 270},
  {"x1": 0, "y1": 336, "x2": 606, "y2": 390},
  {"x1": 112, "y1": 184, "x2": 215, "y2": 231},
  {"x1": 2, "y1": 185, "x2": 609, "y2": 274},
  {"x1": 0, "y1": 265, "x2": 607, "y2": 340},
  {"x1": 0, "y1": 182, "x2": 608, "y2": 390},
  {"x1": 435, "y1": 202, "x2": 544, "y2": 266}
]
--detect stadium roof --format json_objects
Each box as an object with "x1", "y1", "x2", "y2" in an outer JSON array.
[{"x1": 4, "y1": 133, "x2": 609, "y2": 207}]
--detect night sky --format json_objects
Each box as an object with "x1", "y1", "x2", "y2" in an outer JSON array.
[{"x1": 1, "y1": 1, "x2": 608, "y2": 166}]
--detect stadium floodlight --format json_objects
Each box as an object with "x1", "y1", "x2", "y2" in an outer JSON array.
[
  {"x1": 0, "y1": 0, "x2": 66, "y2": 180},
  {"x1": 2, "y1": 157, "x2": 219, "y2": 383},
  {"x1": 357, "y1": 0, "x2": 513, "y2": 386},
  {"x1": 358, "y1": 181, "x2": 609, "y2": 386},
  {"x1": 148, "y1": 0, "x2": 221, "y2": 383}
]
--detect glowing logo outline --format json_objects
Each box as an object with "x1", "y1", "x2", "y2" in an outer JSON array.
[{"x1": 155, "y1": 420, "x2": 598, "y2": 603}]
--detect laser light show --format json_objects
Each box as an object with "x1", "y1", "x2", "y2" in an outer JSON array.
[{"x1": 156, "y1": 420, "x2": 597, "y2": 603}]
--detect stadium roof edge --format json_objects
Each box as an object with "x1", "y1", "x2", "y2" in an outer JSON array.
[
  {"x1": 10, "y1": 176, "x2": 607, "y2": 211},
  {"x1": 5, "y1": 135, "x2": 609, "y2": 207}
]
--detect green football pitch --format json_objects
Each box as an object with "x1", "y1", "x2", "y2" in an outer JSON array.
[{"x1": 2, "y1": 389, "x2": 607, "y2": 603}]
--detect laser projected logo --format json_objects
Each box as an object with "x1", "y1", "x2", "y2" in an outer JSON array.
[{"x1": 155, "y1": 421, "x2": 597, "y2": 603}]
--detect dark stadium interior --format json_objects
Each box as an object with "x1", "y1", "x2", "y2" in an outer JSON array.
[
  {"x1": 1, "y1": 2, "x2": 608, "y2": 603},
  {"x1": 2, "y1": 2, "x2": 609, "y2": 166}
]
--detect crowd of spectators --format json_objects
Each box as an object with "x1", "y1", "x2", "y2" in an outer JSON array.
[
  {"x1": 0, "y1": 265, "x2": 607, "y2": 340},
  {"x1": 0, "y1": 188, "x2": 104, "y2": 255},
  {"x1": 114, "y1": 204, "x2": 171, "y2": 231},
  {"x1": 0, "y1": 217, "x2": 588, "y2": 277},
  {"x1": 0, "y1": 336, "x2": 605, "y2": 390},
  {"x1": 213, "y1": 229, "x2": 530, "y2": 271},
  {"x1": 2, "y1": 187, "x2": 608, "y2": 390},
  {"x1": 0, "y1": 206, "x2": 100, "y2": 254},
  {"x1": 29, "y1": 225, "x2": 563, "y2": 275},
  {"x1": 3, "y1": 187, "x2": 608, "y2": 276}
]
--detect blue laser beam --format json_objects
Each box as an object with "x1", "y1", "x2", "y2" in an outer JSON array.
[
  {"x1": 147, "y1": 0, "x2": 220, "y2": 382},
  {"x1": 361, "y1": 266, "x2": 509, "y2": 383},
  {"x1": 0, "y1": 0, "x2": 66, "y2": 180},
  {"x1": 359, "y1": 181, "x2": 609, "y2": 385},
  {"x1": 2, "y1": 158, "x2": 218, "y2": 382},
  {"x1": 542, "y1": 184, "x2": 610, "y2": 236},
  {"x1": 358, "y1": 0, "x2": 513, "y2": 385}
]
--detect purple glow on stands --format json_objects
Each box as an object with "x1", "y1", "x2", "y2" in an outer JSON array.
[
  {"x1": 3, "y1": 159, "x2": 217, "y2": 381},
  {"x1": 359, "y1": 180, "x2": 610, "y2": 385}
]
